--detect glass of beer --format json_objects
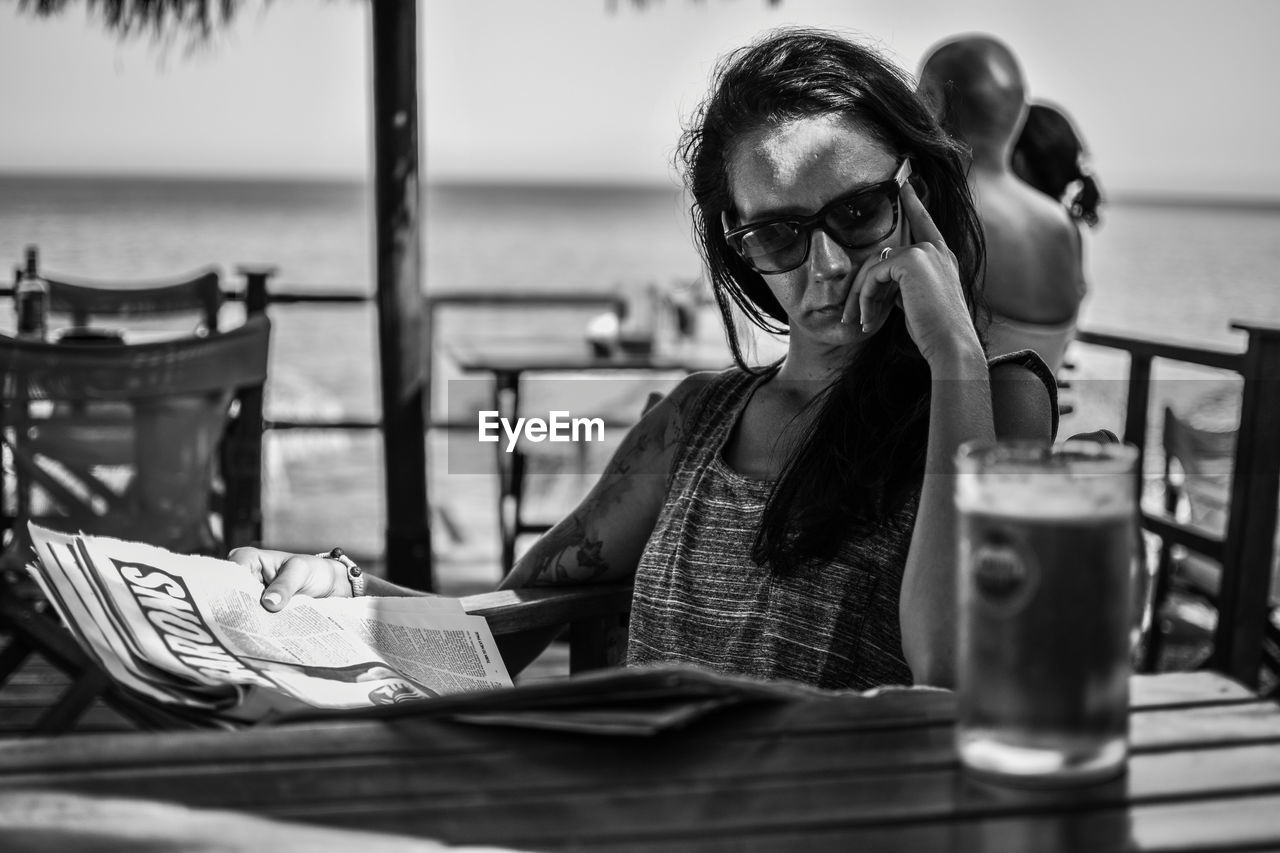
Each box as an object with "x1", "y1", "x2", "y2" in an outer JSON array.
[{"x1": 955, "y1": 440, "x2": 1139, "y2": 786}]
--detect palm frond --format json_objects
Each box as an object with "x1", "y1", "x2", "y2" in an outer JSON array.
[{"x1": 18, "y1": 0, "x2": 246, "y2": 42}]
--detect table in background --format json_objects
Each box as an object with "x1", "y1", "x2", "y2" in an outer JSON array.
[
  {"x1": 448, "y1": 339, "x2": 732, "y2": 572},
  {"x1": 447, "y1": 337, "x2": 733, "y2": 421},
  {"x1": 1, "y1": 671, "x2": 1279, "y2": 851}
]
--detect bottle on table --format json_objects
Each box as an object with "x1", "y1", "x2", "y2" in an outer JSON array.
[
  {"x1": 618, "y1": 282, "x2": 659, "y2": 357},
  {"x1": 15, "y1": 245, "x2": 49, "y2": 340}
]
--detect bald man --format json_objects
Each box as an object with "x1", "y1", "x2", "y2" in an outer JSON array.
[{"x1": 918, "y1": 35, "x2": 1085, "y2": 373}]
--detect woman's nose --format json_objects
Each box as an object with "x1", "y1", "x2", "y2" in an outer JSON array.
[{"x1": 808, "y1": 228, "x2": 853, "y2": 280}]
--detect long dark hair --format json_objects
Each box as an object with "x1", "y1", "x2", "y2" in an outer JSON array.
[
  {"x1": 1012, "y1": 102, "x2": 1104, "y2": 228},
  {"x1": 676, "y1": 28, "x2": 985, "y2": 572}
]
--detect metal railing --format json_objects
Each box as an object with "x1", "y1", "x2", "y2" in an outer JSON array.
[
  {"x1": 220, "y1": 275, "x2": 628, "y2": 435},
  {"x1": 231, "y1": 266, "x2": 380, "y2": 433},
  {"x1": 1075, "y1": 322, "x2": 1280, "y2": 687}
]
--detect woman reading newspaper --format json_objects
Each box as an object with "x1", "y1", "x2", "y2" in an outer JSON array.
[{"x1": 234, "y1": 28, "x2": 1055, "y2": 691}]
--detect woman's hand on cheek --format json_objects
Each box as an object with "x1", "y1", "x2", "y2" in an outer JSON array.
[{"x1": 849, "y1": 182, "x2": 982, "y2": 364}]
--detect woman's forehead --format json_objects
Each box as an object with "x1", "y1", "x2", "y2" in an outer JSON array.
[{"x1": 727, "y1": 115, "x2": 897, "y2": 220}]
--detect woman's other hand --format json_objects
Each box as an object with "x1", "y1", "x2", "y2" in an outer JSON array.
[
  {"x1": 227, "y1": 548, "x2": 350, "y2": 612},
  {"x1": 848, "y1": 181, "x2": 983, "y2": 367}
]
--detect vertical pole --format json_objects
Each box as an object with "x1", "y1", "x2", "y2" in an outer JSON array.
[
  {"x1": 1211, "y1": 322, "x2": 1280, "y2": 685},
  {"x1": 370, "y1": 0, "x2": 433, "y2": 589},
  {"x1": 1122, "y1": 353, "x2": 1153, "y2": 491},
  {"x1": 224, "y1": 265, "x2": 277, "y2": 550},
  {"x1": 236, "y1": 265, "x2": 275, "y2": 318}
]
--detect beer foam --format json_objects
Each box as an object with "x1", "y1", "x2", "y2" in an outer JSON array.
[{"x1": 955, "y1": 469, "x2": 1134, "y2": 519}]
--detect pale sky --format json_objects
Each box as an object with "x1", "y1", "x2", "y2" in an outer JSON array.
[{"x1": 2, "y1": 0, "x2": 1279, "y2": 199}]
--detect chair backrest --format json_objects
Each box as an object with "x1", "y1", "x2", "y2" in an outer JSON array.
[
  {"x1": 1162, "y1": 405, "x2": 1236, "y2": 533},
  {"x1": 0, "y1": 316, "x2": 271, "y2": 563},
  {"x1": 15, "y1": 267, "x2": 225, "y2": 336}
]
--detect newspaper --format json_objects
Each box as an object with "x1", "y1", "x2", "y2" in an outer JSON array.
[{"x1": 25, "y1": 524, "x2": 511, "y2": 725}]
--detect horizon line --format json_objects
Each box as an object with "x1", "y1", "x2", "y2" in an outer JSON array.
[
  {"x1": 0, "y1": 168, "x2": 681, "y2": 191},
  {"x1": 3, "y1": 169, "x2": 1280, "y2": 212}
]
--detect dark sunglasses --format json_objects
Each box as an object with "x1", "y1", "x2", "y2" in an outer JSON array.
[{"x1": 723, "y1": 158, "x2": 912, "y2": 275}]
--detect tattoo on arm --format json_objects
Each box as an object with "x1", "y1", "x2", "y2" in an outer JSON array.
[
  {"x1": 572, "y1": 536, "x2": 610, "y2": 580},
  {"x1": 618, "y1": 395, "x2": 686, "y2": 471},
  {"x1": 526, "y1": 510, "x2": 613, "y2": 585},
  {"x1": 523, "y1": 383, "x2": 697, "y2": 586}
]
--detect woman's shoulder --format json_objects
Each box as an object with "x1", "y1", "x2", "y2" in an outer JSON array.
[
  {"x1": 664, "y1": 366, "x2": 759, "y2": 416},
  {"x1": 640, "y1": 366, "x2": 767, "y2": 461},
  {"x1": 987, "y1": 348, "x2": 1055, "y2": 387},
  {"x1": 987, "y1": 349, "x2": 1060, "y2": 440}
]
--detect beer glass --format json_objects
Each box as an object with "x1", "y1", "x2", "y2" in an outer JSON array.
[{"x1": 955, "y1": 440, "x2": 1139, "y2": 786}]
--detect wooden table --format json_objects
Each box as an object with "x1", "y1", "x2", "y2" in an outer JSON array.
[
  {"x1": 448, "y1": 339, "x2": 732, "y2": 572},
  {"x1": 1, "y1": 670, "x2": 1279, "y2": 851}
]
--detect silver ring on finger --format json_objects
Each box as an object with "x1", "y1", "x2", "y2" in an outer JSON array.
[{"x1": 879, "y1": 247, "x2": 892, "y2": 262}]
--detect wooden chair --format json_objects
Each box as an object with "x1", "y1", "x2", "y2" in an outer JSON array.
[
  {"x1": 0, "y1": 316, "x2": 272, "y2": 732},
  {"x1": 16, "y1": 265, "x2": 225, "y2": 337},
  {"x1": 1049, "y1": 352, "x2": 1074, "y2": 417},
  {"x1": 1140, "y1": 405, "x2": 1280, "y2": 683},
  {"x1": 464, "y1": 585, "x2": 633, "y2": 676}
]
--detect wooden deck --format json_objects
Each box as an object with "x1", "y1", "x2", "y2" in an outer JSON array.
[{"x1": 0, "y1": 655, "x2": 134, "y2": 735}]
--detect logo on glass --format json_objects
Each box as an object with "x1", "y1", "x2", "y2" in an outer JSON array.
[{"x1": 971, "y1": 532, "x2": 1039, "y2": 615}]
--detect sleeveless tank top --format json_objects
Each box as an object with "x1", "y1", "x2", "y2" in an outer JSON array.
[{"x1": 626, "y1": 350, "x2": 1057, "y2": 690}]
